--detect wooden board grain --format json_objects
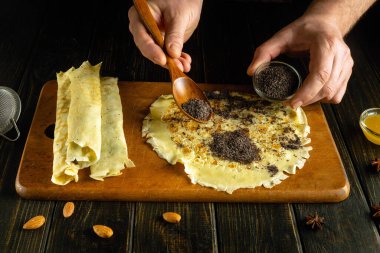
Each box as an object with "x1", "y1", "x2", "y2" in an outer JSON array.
[{"x1": 16, "y1": 81, "x2": 349, "y2": 202}]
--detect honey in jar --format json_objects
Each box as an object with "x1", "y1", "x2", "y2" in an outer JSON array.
[{"x1": 360, "y1": 114, "x2": 380, "y2": 145}]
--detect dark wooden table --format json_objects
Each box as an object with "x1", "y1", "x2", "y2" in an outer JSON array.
[{"x1": 1, "y1": 0, "x2": 380, "y2": 252}]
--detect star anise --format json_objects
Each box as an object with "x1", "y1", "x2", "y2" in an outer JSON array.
[
  {"x1": 371, "y1": 204, "x2": 380, "y2": 218},
  {"x1": 371, "y1": 158, "x2": 380, "y2": 172},
  {"x1": 306, "y1": 212, "x2": 325, "y2": 230}
]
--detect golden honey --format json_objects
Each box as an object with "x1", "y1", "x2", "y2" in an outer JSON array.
[{"x1": 360, "y1": 111, "x2": 380, "y2": 145}]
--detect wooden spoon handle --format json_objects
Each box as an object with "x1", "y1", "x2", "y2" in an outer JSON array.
[
  {"x1": 166, "y1": 57, "x2": 186, "y2": 79},
  {"x1": 132, "y1": 0, "x2": 164, "y2": 48}
]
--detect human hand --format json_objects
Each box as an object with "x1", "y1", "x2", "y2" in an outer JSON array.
[
  {"x1": 128, "y1": 0, "x2": 203, "y2": 72},
  {"x1": 247, "y1": 15, "x2": 354, "y2": 108}
]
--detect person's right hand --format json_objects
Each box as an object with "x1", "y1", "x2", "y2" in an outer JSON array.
[{"x1": 128, "y1": 0, "x2": 203, "y2": 72}]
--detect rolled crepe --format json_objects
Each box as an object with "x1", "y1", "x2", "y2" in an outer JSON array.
[
  {"x1": 90, "y1": 77, "x2": 135, "y2": 180},
  {"x1": 52, "y1": 61, "x2": 134, "y2": 185},
  {"x1": 52, "y1": 68, "x2": 80, "y2": 185},
  {"x1": 66, "y1": 61, "x2": 102, "y2": 168}
]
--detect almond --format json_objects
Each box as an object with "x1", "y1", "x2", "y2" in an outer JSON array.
[
  {"x1": 162, "y1": 212, "x2": 181, "y2": 223},
  {"x1": 63, "y1": 202, "x2": 75, "y2": 218},
  {"x1": 23, "y1": 215, "x2": 46, "y2": 230},
  {"x1": 93, "y1": 225, "x2": 113, "y2": 238}
]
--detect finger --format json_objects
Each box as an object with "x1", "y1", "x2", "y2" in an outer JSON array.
[
  {"x1": 165, "y1": 16, "x2": 188, "y2": 59},
  {"x1": 247, "y1": 34, "x2": 288, "y2": 76},
  {"x1": 325, "y1": 57, "x2": 353, "y2": 104},
  {"x1": 170, "y1": 58, "x2": 184, "y2": 72},
  {"x1": 317, "y1": 44, "x2": 349, "y2": 103},
  {"x1": 177, "y1": 56, "x2": 191, "y2": 72},
  {"x1": 305, "y1": 53, "x2": 352, "y2": 105},
  {"x1": 181, "y1": 52, "x2": 192, "y2": 64},
  {"x1": 329, "y1": 50, "x2": 353, "y2": 104},
  {"x1": 290, "y1": 41, "x2": 334, "y2": 108},
  {"x1": 129, "y1": 7, "x2": 166, "y2": 66},
  {"x1": 328, "y1": 75, "x2": 349, "y2": 104},
  {"x1": 302, "y1": 52, "x2": 344, "y2": 106}
]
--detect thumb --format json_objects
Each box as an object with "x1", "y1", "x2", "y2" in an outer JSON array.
[
  {"x1": 247, "y1": 36, "x2": 287, "y2": 76},
  {"x1": 165, "y1": 17, "x2": 187, "y2": 59}
]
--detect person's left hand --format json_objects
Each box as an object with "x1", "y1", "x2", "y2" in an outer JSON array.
[{"x1": 247, "y1": 15, "x2": 354, "y2": 108}]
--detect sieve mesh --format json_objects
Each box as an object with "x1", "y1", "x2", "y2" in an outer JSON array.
[{"x1": 0, "y1": 86, "x2": 21, "y2": 141}]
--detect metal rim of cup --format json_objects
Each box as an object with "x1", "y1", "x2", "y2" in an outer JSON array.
[
  {"x1": 252, "y1": 61, "x2": 302, "y2": 102},
  {"x1": 359, "y1": 107, "x2": 380, "y2": 137}
]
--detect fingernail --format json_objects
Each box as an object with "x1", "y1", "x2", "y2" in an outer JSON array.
[{"x1": 292, "y1": 101, "x2": 303, "y2": 109}]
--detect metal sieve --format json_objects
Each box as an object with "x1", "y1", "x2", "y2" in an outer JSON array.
[{"x1": 0, "y1": 86, "x2": 21, "y2": 141}]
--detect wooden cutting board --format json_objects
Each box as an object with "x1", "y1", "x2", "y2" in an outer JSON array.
[{"x1": 16, "y1": 81, "x2": 349, "y2": 202}]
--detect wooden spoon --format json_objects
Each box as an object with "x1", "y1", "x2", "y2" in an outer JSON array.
[{"x1": 133, "y1": 0, "x2": 213, "y2": 123}]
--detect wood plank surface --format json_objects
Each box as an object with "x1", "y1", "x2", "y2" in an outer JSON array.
[
  {"x1": 201, "y1": 1, "x2": 380, "y2": 252},
  {"x1": 340, "y1": 9, "x2": 380, "y2": 204},
  {"x1": 0, "y1": 0, "x2": 53, "y2": 252},
  {"x1": 327, "y1": 1, "x2": 380, "y2": 237},
  {"x1": 215, "y1": 203, "x2": 302, "y2": 253},
  {"x1": 201, "y1": 2, "x2": 304, "y2": 252},
  {"x1": 134, "y1": 202, "x2": 217, "y2": 252},
  {"x1": 16, "y1": 81, "x2": 348, "y2": 202},
  {"x1": 45, "y1": 201, "x2": 135, "y2": 253},
  {"x1": 0, "y1": 0, "x2": 48, "y2": 188},
  {"x1": 115, "y1": 0, "x2": 218, "y2": 250},
  {"x1": 293, "y1": 105, "x2": 380, "y2": 252},
  {"x1": 0, "y1": 0, "x2": 99, "y2": 251},
  {"x1": 44, "y1": 1, "x2": 137, "y2": 252},
  {"x1": 290, "y1": 3, "x2": 380, "y2": 250}
]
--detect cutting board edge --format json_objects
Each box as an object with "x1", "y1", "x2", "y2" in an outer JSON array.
[
  {"x1": 15, "y1": 81, "x2": 56, "y2": 200},
  {"x1": 15, "y1": 176, "x2": 350, "y2": 203}
]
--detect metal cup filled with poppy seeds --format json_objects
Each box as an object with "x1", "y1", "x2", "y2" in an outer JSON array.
[{"x1": 252, "y1": 61, "x2": 301, "y2": 102}]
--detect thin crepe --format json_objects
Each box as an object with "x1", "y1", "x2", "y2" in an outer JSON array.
[
  {"x1": 90, "y1": 77, "x2": 135, "y2": 180},
  {"x1": 66, "y1": 61, "x2": 102, "y2": 168},
  {"x1": 142, "y1": 94, "x2": 312, "y2": 193},
  {"x1": 52, "y1": 61, "x2": 134, "y2": 185},
  {"x1": 52, "y1": 68, "x2": 80, "y2": 185}
]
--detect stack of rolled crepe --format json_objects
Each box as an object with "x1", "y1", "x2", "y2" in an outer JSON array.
[{"x1": 52, "y1": 61, "x2": 135, "y2": 185}]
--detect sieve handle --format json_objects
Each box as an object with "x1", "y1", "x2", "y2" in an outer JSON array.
[{"x1": 0, "y1": 118, "x2": 20, "y2": 141}]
